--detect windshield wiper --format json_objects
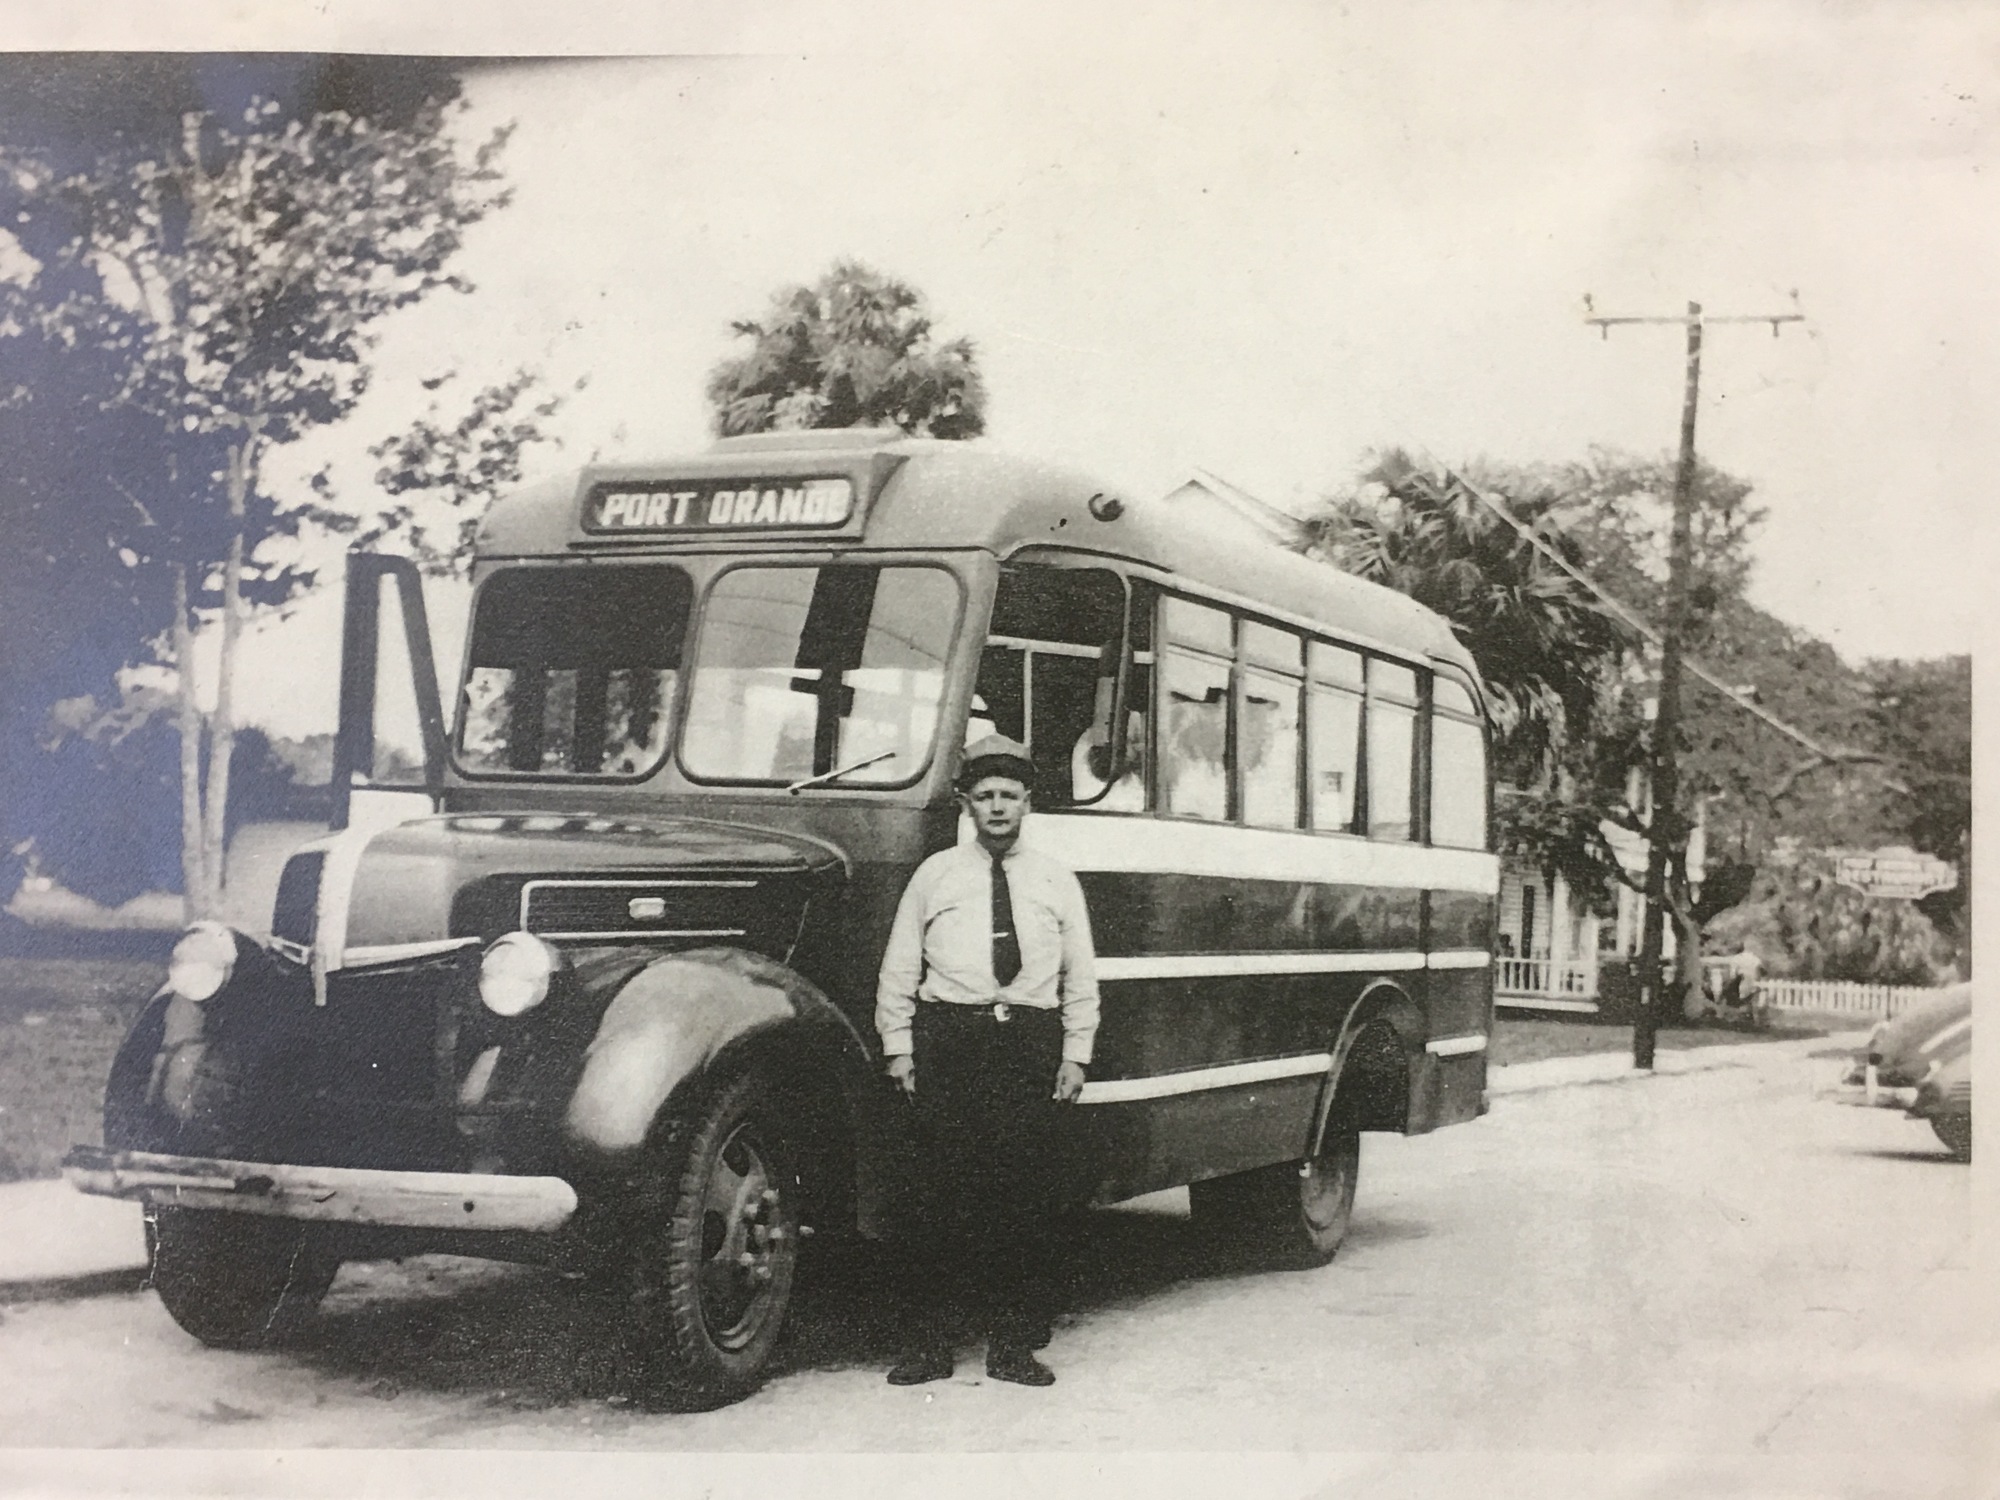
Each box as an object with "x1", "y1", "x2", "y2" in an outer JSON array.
[{"x1": 786, "y1": 749, "x2": 896, "y2": 794}]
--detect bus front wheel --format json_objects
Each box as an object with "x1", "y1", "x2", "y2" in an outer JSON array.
[
  {"x1": 149, "y1": 1207, "x2": 341, "y2": 1349},
  {"x1": 625, "y1": 1071, "x2": 802, "y2": 1410},
  {"x1": 1189, "y1": 1122, "x2": 1360, "y2": 1271}
]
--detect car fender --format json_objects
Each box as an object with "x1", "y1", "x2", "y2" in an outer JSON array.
[
  {"x1": 562, "y1": 946, "x2": 875, "y2": 1159},
  {"x1": 103, "y1": 988, "x2": 211, "y2": 1149}
]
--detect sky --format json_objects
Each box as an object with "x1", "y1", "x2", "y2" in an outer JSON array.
[{"x1": 15, "y1": 1, "x2": 1998, "y2": 740}]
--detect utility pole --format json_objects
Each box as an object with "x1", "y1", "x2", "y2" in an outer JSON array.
[{"x1": 1585, "y1": 294, "x2": 1803, "y2": 1068}]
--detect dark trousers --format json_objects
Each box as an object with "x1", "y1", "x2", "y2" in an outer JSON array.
[{"x1": 902, "y1": 1002, "x2": 1068, "y2": 1349}]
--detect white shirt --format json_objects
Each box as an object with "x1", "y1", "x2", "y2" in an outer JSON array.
[{"x1": 875, "y1": 838, "x2": 1101, "y2": 1065}]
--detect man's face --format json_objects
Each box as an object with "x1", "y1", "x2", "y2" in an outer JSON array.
[{"x1": 962, "y1": 773, "x2": 1029, "y2": 847}]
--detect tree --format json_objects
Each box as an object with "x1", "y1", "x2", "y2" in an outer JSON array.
[
  {"x1": 1707, "y1": 847, "x2": 1957, "y2": 986},
  {"x1": 1864, "y1": 654, "x2": 1971, "y2": 966},
  {"x1": 706, "y1": 260, "x2": 986, "y2": 438},
  {"x1": 0, "y1": 306, "x2": 189, "y2": 900},
  {"x1": 14, "y1": 687, "x2": 309, "y2": 909},
  {"x1": 1311, "y1": 451, "x2": 1631, "y2": 785},
  {"x1": 344, "y1": 367, "x2": 573, "y2": 577},
  {"x1": 0, "y1": 95, "x2": 512, "y2": 914}
]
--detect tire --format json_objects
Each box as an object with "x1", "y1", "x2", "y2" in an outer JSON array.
[
  {"x1": 1189, "y1": 1118, "x2": 1361, "y2": 1271},
  {"x1": 627, "y1": 1071, "x2": 802, "y2": 1410},
  {"x1": 1931, "y1": 1114, "x2": 1972, "y2": 1162},
  {"x1": 149, "y1": 1207, "x2": 340, "y2": 1349}
]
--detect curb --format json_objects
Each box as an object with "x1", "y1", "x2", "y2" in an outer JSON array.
[
  {"x1": 1487, "y1": 1029, "x2": 1867, "y2": 1098},
  {"x1": 0, "y1": 1265, "x2": 149, "y2": 1305}
]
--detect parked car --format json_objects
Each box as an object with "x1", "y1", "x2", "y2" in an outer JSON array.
[
  {"x1": 1849, "y1": 983, "x2": 1970, "y2": 1160},
  {"x1": 1911, "y1": 1048, "x2": 1971, "y2": 1162}
]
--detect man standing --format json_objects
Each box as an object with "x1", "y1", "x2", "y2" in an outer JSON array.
[{"x1": 875, "y1": 734, "x2": 1100, "y2": 1387}]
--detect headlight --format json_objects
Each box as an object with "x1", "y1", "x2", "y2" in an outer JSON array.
[
  {"x1": 167, "y1": 921, "x2": 238, "y2": 1002},
  {"x1": 480, "y1": 932, "x2": 559, "y2": 1017}
]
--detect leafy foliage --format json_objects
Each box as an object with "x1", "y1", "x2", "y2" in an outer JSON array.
[
  {"x1": 706, "y1": 260, "x2": 986, "y2": 438},
  {"x1": 5, "y1": 100, "x2": 512, "y2": 453},
  {"x1": 1310, "y1": 450, "x2": 1632, "y2": 787},
  {"x1": 1707, "y1": 847, "x2": 1957, "y2": 985},
  {"x1": 1554, "y1": 447, "x2": 1765, "y2": 648},
  {"x1": 1313, "y1": 446, "x2": 1919, "y2": 932},
  {"x1": 0, "y1": 90, "x2": 513, "y2": 910},
  {"x1": 347, "y1": 367, "x2": 572, "y2": 577},
  {"x1": 14, "y1": 687, "x2": 310, "y2": 906},
  {"x1": 1864, "y1": 654, "x2": 1970, "y2": 958}
]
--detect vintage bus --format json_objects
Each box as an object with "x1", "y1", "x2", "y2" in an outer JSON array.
[{"x1": 68, "y1": 428, "x2": 1496, "y2": 1408}]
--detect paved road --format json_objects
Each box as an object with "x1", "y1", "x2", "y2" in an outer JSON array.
[{"x1": 0, "y1": 1042, "x2": 1982, "y2": 1496}]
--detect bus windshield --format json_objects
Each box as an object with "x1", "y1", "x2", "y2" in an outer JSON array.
[
  {"x1": 457, "y1": 564, "x2": 690, "y2": 776},
  {"x1": 679, "y1": 563, "x2": 960, "y2": 787}
]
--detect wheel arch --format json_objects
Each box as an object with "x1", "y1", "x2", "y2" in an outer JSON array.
[
  {"x1": 1307, "y1": 977, "x2": 1424, "y2": 1155},
  {"x1": 561, "y1": 946, "x2": 879, "y2": 1231}
]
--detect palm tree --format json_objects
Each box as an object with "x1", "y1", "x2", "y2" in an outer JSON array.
[{"x1": 706, "y1": 260, "x2": 986, "y2": 439}]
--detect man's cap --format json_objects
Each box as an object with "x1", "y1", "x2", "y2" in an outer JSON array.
[{"x1": 957, "y1": 733, "x2": 1036, "y2": 789}]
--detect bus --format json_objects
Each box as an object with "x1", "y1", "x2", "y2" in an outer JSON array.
[{"x1": 68, "y1": 427, "x2": 1496, "y2": 1409}]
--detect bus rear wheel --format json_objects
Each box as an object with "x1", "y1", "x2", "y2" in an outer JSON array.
[{"x1": 1189, "y1": 1121, "x2": 1360, "y2": 1271}]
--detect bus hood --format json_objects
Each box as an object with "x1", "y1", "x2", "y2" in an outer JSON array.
[{"x1": 270, "y1": 812, "x2": 847, "y2": 969}]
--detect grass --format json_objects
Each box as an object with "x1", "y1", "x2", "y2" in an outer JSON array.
[
  {"x1": 1490, "y1": 1012, "x2": 1827, "y2": 1068},
  {"x1": 0, "y1": 958, "x2": 161, "y2": 1182}
]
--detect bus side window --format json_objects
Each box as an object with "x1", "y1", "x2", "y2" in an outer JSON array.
[
  {"x1": 1160, "y1": 596, "x2": 1232, "y2": 821},
  {"x1": 1240, "y1": 621, "x2": 1303, "y2": 829},
  {"x1": 978, "y1": 563, "x2": 1128, "y2": 808},
  {"x1": 1367, "y1": 658, "x2": 1420, "y2": 841},
  {"x1": 1430, "y1": 675, "x2": 1488, "y2": 849},
  {"x1": 1307, "y1": 641, "x2": 1363, "y2": 832}
]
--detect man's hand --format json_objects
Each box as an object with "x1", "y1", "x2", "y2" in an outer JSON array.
[
  {"x1": 887, "y1": 1054, "x2": 917, "y2": 1097},
  {"x1": 1053, "y1": 1060, "x2": 1086, "y2": 1103}
]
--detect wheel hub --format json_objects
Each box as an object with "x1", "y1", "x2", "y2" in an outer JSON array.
[
  {"x1": 697, "y1": 1125, "x2": 789, "y2": 1350},
  {"x1": 1300, "y1": 1139, "x2": 1356, "y2": 1233}
]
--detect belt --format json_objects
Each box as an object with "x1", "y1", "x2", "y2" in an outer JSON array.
[{"x1": 920, "y1": 1000, "x2": 1049, "y2": 1024}]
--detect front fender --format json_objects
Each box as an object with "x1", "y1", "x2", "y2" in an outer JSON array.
[
  {"x1": 561, "y1": 946, "x2": 874, "y2": 1158},
  {"x1": 103, "y1": 984, "x2": 229, "y2": 1151}
]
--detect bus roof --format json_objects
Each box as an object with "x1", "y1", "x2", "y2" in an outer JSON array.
[{"x1": 476, "y1": 429, "x2": 1478, "y2": 679}]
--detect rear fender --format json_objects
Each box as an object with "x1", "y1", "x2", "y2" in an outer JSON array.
[
  {"x1": 562, "y1": 946, "x2": 876, "y2": 1165},
  {"x1": 1307, "y1": 979, "x2": 1423, "y2": 1155}
]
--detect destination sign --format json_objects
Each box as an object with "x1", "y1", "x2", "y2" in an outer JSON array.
[{"x1": 585, "y1": 477, "x2": 855, "y2": 533}]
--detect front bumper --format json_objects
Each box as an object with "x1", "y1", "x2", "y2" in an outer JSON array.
[{"x1": 63, "y1": 1146, "x2": 577, "y2": 1233}]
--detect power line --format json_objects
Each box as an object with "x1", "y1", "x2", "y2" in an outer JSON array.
[{"x1": 1422, "y1": 459, "x2": 1897, "y2": 788}]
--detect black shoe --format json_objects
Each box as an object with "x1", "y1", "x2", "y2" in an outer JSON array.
[
  {"x1": 887, "y1": 1347, "x2": 954, "y2": 1386},
  {"x1": 986, "y1": 1343, "x2": 1055, "y2": 1387}
]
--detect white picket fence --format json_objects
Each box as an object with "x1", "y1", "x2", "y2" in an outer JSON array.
[{"x1": 1754, "y1": 978, "x2": 1950, "y2": 1019}]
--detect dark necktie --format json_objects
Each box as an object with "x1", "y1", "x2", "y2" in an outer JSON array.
[{"x1": 990, "y1": 850, "x2": 1021, "y2": 987}]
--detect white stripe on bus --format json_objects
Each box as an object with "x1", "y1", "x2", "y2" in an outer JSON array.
[
  {"x1": 1425, "y1": 1034, "x2": 1489, "y2": 1056},
  {"x1": 1076, "y1": 1035, "x2": 1490, "y2": 1104},
  {"x1": 1097, "y1": 951, "x2": 1425, "y2": 981},
  {"x1": 1093, "y1": 948, "x2": 1492, "y2": 982},
  {"x1": 1077, "y1": 1053, "x2": 1332, "y2": 1105},
  {"x1": 1426, "y1": 949, "x2": 1492, "y2": 969},
  {"x1": 1025, "y1": 813, "x2": 1500, "y2": 895}
]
